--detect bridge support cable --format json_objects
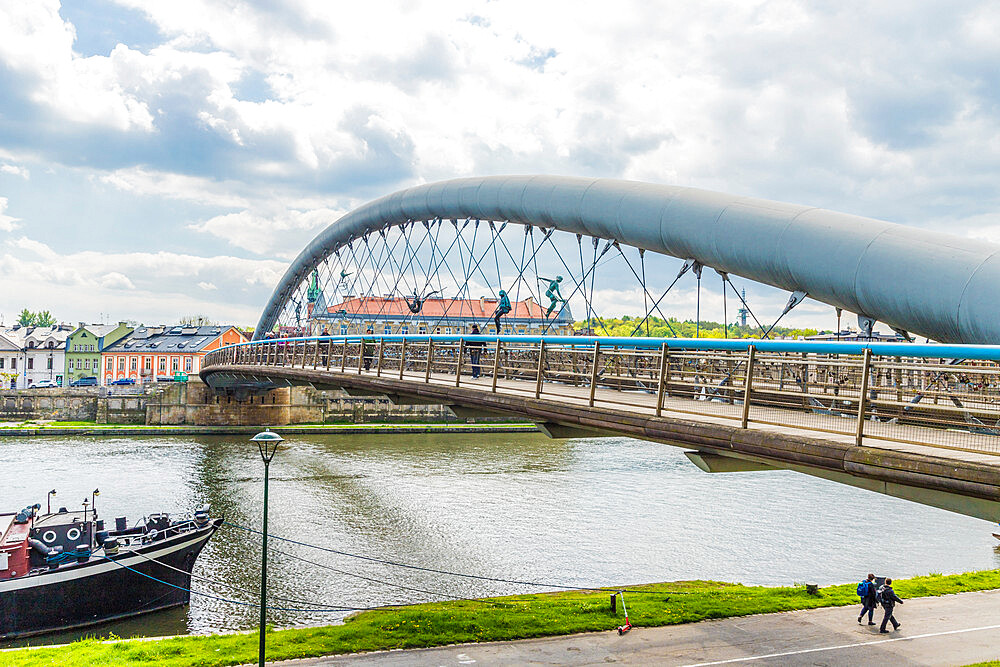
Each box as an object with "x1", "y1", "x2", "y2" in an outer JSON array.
[
  {"x1": 719, "y1": 270, "x2": 728, "y2": 339},
  {"x1": 722, "y1": 273, "x2": 769, "y2": 336},
  {"x1": 627, "y1": 258, "x2": 700, "y2": 338},
  {"x1": 613, "y1": 243, "x2": 679, "y2": 338},
  {"x1": 539, "y1": 235, "x2": 617, "y2": 336},
  {"x1": 694, "y1": 261, "x2": 703, "y2": 338}
]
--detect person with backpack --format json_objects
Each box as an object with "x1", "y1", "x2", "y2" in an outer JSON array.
[
  {"x1": 857, "y1": 573, "x2": 877, "y2": 625},
  {"x1": 466, "y1": 324, "x2": 486, "y2": 378},
  {"x1": 877, "y1": 577, "x2": 904, "y2": 633}
]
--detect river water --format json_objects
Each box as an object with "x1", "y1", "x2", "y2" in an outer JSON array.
[{"x1": 2, "y1": 432, "x2": 998, "y2": 645}]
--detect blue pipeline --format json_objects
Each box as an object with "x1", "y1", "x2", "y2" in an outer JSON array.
[{"x1": 219, "y1": 335, "x2": 1000, "y2": 362}]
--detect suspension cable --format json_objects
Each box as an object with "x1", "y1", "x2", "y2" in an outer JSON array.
[{"x1": 613, "y1": 243, "x2": 678, "y2": 337}]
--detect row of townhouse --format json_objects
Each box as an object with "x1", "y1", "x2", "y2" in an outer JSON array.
[{"x1": 1, "y1": 322, "x2": 247, "y2": 389}]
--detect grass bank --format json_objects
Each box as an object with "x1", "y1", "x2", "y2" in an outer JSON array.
[{"x1": 4, "y1": 570, "x2": 1000, "y2": 666}]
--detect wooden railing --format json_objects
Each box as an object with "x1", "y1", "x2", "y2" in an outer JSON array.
[{"x1": 205, "y1": 335, "x2": 1000, "y2": 455}]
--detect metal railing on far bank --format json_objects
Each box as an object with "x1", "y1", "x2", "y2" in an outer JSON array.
[{"x1": 204, "y1": 335, "x2": 1000, "y2": 455}]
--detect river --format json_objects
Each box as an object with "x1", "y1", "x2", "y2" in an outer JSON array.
[{"x1": 2, "y1": 432, "x2": 998, "y2": 646}]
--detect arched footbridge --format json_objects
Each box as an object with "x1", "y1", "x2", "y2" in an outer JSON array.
[
  {"x1": 203, "y1": 335, "x2": 1000, "y2": 522},
  {"x1": 202, "y1": 176, "x2": 1000, "y2": 523}
]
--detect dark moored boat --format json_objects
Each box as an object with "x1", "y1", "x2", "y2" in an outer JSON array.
[{"x1": 0, "y1": 496, "x2": 220, "y2": 639}]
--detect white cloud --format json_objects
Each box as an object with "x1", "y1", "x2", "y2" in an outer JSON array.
[
  {"x1": 197, "y1": 281, "x2": 217, "y2": 290},
  {"x1": 0, "y1": 199, "x2": 19, "y2": 232},
  {"x1": 189, "y1": 206, "x2": 343, "y2": 257},
  {"x1": 97, "y1": 168, "x2": 251, "y2": 208},
  {"x1": 0, "y1": 236, "x2": 285, "y2": 325},
  {"x1": 99, "y1": 271, "x2": 136, "y2": 290},
  {"x1": 1, "y1": 164, "x2": 29, "y2": 179}
]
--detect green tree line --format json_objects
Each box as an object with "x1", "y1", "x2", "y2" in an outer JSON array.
[{"x1": 574, "y1": 315, "x2": 823, "y2": 339}]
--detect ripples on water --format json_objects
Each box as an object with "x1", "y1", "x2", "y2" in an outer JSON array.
[{"x1": 1, "y1": 432, "x2": 997, "y2": 644}]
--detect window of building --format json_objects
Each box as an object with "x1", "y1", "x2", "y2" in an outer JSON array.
[
  {"x1": 184, "y1": 357, "x2": 192, "y2": 372},
  {"x1": 445, "y1": 327, "x2": 452, "y2": 335},
  {"x1": 11, "y1": 359, "x2": 15, "y2": 369},
  {"x1": 27, "y1": 341, "x2": 35, "y2": 349},
  {"x1": 107, "y1": 358, "x2": 113, "y2": 371},
  {"x1": 27, "y1": 358, "x2": 33, "y2": 370},
  {"x1": 340, "y1": 325, "x2": 348, "y2": 335},
  {"x1": 47, "y1": 357, "x2": 53, "y2": 370},
  {"x1": 0, "y1": 359, "x2": 4, "y2": 369},
  {"x1": 118, "y1": 358, "x2": 125, "y2": 371},
  {"x1": 158, "y1": 358, "x2": 166, "y2": 372},
  {"x1": 130, "y1": 357, "x2": 137, "y2": 371},
  {"x1": 172, "y1": 358, "x2": 179, "y2": 372},
  {"x1": 401, "y1": 326, "x2": 409, "y2": 335},
  {"x1": 144, "y1": 357, "x2": 151, "y2": 371},
  {"x1": 383, "y1": 325, "x2": 391, "y2": 335},
  {"x1": 84, "y1": 359, "x2": 90, "y2": 370}
]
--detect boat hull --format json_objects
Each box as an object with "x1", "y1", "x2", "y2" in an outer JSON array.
[{"x1": 0, "y1": 520, "x2": 219, "y2": 640}]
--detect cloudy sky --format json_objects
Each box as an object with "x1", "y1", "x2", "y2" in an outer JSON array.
[{"x1": 2, "y1": 0, "x2": 1000, "y2": 330}]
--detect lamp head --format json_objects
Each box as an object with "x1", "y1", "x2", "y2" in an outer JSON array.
[{"x1": 251, "y1": 429, "x2": 283, "y2": 462}]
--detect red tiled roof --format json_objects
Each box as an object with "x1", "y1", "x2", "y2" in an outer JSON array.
[{"x1": 322, "y1": 296, "x2": 550, "y2": 320}]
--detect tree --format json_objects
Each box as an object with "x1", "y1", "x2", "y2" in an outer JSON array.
[
  {"x1": 17, "y1": 309, "x2": 34, "y2": 326},
  {"x1": 179, "y1": 315, "x2": 217, "y2": 326},
  {"x1": 35, "y1": 310, "x2": 55, "y2": 326}
]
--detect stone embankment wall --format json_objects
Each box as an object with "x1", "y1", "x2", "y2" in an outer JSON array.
[
  {"x1": 1, "y1": 380, "x2": 453, "y2": 426},
  {"x1": 0, "y1": 390, "x2": 143, "y2": 423}
]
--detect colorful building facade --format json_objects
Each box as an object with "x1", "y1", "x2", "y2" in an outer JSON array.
[
  {"x1": 102, "y1": 325, "x2": 247, "y2": 384},
  {"x1": 65, "y1": 323, "x2": 133, "y2": 386}
]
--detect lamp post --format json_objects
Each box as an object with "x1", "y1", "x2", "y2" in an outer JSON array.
[
  {"x1": 251, "y1": 429, "x2": 283, "y2": 667},
  {"x1": 47, "y1": 489, "x2": 56, "y2": 514}
]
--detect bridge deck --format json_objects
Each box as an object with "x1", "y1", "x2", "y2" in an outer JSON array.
[{"x1": 400, "y1": 368, "x2": 1000, "y2": 466}]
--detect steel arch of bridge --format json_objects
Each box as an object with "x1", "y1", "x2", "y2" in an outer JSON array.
[{"x1": 258, "y1": 176, "x2": 1000, "y2": 344}]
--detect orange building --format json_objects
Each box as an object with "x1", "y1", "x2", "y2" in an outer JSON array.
[
  {"x1": 101, "y1": 325, "x2": 247, "y2": 384},
  {"x1": 309, "y1": 295, "x2": 574, "y2": 336}
]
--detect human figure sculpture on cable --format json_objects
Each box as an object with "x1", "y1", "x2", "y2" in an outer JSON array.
[
  {"x1": 540, "y1": 276, "x2": 566, "y2": 317},
  {"x1": 493, "y1": 290, "x2": 512, "y2": 331},
  {"x1": 405, "y1": 289, "x2": 440, "y2": 314}
]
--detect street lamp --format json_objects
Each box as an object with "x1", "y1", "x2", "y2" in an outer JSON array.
[{"x1": 250, "y1": 429, "x2": 283, "y2": 667}]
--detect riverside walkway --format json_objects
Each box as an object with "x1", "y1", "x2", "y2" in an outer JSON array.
[{"x1": 272, "y1": 588, "x2": 1000, "y2": 666}]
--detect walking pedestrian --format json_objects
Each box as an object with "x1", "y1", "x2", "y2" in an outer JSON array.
[
  {"x1": 877, "y1": 577, "x2": 904, "y2": 633},
  {"x1": 467, "y1": 324, "x2": 485, "y2": 378},
  {"x1": 362, "y1": 328, "x2": 375, "y2": 371},
  {"x1": 856, "y1": 573, "x2": 877, "y2": 625}
]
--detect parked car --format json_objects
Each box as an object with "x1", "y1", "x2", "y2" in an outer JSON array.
[
  {"x1": 69, "y1": 376, "x2": 98, "y2": 387},
  {"x1": 155, "y1": 376, "x2": 175, "y2": 382},
  {"x1": 32, "y1": 379, "x2": 59, "y2": 389},
  {"x1": 110, "y1": 378, "x2": 136, "y2": 385}
]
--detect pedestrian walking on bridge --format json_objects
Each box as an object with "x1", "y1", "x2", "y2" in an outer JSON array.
[
  {"x1": 878, "y1": 577, "x2": 904, "y2": 633},
  {"x1": 466, "y1": 324, "x2": 485, "y2": 378}
]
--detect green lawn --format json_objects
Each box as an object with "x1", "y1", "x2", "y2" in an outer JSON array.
[{"x1": 5, "y1": 570, "x2": 1000, "y2": 667}]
